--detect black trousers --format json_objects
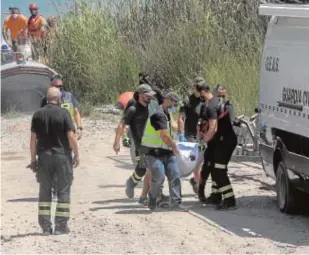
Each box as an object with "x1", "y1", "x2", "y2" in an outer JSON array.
[
  {"x1": 37, "y1": 152, "x2": 73, "y2": 230},
  {"x1": 130, "y1": 149, "x2": 147, "y2": 184},
  {"x1": 199, "y1": 143, "x2": 220, "y2": 197},
  {"x1": 211, "y1": 136, "x2": 237, "y2": 204}
]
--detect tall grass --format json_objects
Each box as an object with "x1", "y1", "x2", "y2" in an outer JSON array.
[{"x1": 46, "y1": 0, "x2": 269, "y2": 115}]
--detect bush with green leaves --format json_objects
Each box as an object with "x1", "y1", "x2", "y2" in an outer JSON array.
[{"x1": 46, "y1": 0, "x2": 269, "y2": 115}]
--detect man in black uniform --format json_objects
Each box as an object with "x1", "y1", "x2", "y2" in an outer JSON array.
[
  {"x1": 197, "y1": 83, "x2": 236, "y2": 202},
  {"x1": 29, "y1": 87, "x2": 80, "y2": 235},
  {"x1": 197, "y1": 82, "x2": 237, "y2": 210},
  {"x1": 113, "y1": 84, "x2": 157, "y2": 200},
  {"x1": 178, "y1": 76, "x2": 205, "y2": 194}
]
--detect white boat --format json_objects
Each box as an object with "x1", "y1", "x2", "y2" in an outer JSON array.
[{"x1": 1, "y1": 54, "x2": 58, "y2": 113}]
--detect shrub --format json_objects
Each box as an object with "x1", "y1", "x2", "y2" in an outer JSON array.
[{"x1": 46, "y1": 0, "x2": 268, "y2": 115}]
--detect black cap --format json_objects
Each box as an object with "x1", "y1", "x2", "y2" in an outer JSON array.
[
  {"x1": 165, "y1": 92, "x2": 180, "y2": 103},
  {"x1": 196, "y1": 81, "x2": 210, "y2": 92},
  {"x1": 50, "y1": 73, "x2": 63, "y2": 81}
]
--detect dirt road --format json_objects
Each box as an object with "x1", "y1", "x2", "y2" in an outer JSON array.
[{"x1": 1, "y1": 113, "x2": 309, "y2": 254}]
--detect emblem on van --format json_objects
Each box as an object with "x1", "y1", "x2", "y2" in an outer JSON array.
[{"x1": 265, "y1": 56, "x2": 279, "y2": 72}]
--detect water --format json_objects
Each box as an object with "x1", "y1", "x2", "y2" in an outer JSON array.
[{"x1": 1, "y1": 0, "x2": 62, "y2": 24}]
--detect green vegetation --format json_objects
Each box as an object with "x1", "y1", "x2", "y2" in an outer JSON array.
[{"x1": 46, "y1": 0, "x2": 269, "y2": 115}]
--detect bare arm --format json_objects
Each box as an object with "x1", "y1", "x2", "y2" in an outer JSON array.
[
  {"x1": 74, "y1": 108, "x2": 82, "y2": 128},
  {"x1": 30, "y1": 132, "x2": 37, "y2": 162},
  {"x1": 2, "y1": 27, "x2": 9, "y2": 44},
  {"x1": 203, "y1": 119, "x2": 217, "y2": 143},
  {"x1": 177, "y1": 113, "x2": 185, "y2": 134},
  {"x1": 115, "y1": 119, "x2": 125, "y2": 142},
  {"x1": 113, "y1": 119, "x2": 126, "y2": 154},
  {"x1": 170, "y1": 114, "x2": 178, "y2": 132},
  {"x1": 160, "y1": 129, "x2": 177, "y2": 151},
  {"x1": 68, "y1": 131, "x2": 79, "y2": 157}
]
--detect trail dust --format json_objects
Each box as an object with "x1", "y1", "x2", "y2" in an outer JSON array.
[{"x1": 1, "y1": 113, "x2": 309, "y2": 254}]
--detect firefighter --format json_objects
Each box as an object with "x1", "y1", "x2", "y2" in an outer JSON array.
[
  {"x1": 178, "y1": 76, "x2": 205, "y2": 194},
  {"x1": 29, "y1": 87, "x2": 80, "y2": 235},
  {"x1": 141, "y1": 92, "x2": 189, "y2": 211},
  {"x1": 113, "y1": 84, "x2": 157, "y2": 201},
  {"x1": 2, "y1": 7, "x2": 28, "y2": 52},
  {"x1": 27, "y1": 4, "x2": 47, "y2": 60},
  {"x1": 197, "y1": 82, "x2": 237, "y2": 210}
]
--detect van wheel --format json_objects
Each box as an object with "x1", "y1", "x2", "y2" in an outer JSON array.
[{"x1": 276, "y1": 162, "x2": 297, "y2": 214}]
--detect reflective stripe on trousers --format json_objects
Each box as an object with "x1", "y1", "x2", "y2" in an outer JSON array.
[
  {"x1": 211, "y1": 181, "x2": 220, "y2": 194},
  {"x1": 55, "y1": 202, "x2": 70, "y2": 218},
  {"x1": 219, "y1": 184, "x2": 235, "y2": 199}
]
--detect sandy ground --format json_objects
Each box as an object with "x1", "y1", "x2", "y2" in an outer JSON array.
[{"x1": 1, "y1": 112, "x2": 309, "y2": 254}]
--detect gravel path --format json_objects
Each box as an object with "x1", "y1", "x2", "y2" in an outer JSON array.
[{"x1": 1, "y1": 112, "x2": 309, "y2": 254}]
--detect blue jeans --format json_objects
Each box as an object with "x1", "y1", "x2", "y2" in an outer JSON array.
[{"x1": 146, "y1": 155, "x2": 181, "y2": 204}]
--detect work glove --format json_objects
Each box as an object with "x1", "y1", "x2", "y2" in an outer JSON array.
[
  {"x1": 178, "y1": 134, "x2": 187, "y2": 142},
  {"x1": 198, "y1": 143, "x2": 207, "y2": 152},
  {"x1": 122, "y1": 135, "x2": 131, "y2": 147}
]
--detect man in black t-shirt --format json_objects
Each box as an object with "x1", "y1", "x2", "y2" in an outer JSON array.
[
  {"x1": 197, "y1": 82, "x2": 237, "y2": 210},
  {"x1": 29, "y1": 87, "x2": 80, "y2": 235},
  {"x1": 178, "y1": 76, "x2": 205, "y2": 194},
  {"x1": 113, "y1": 84, "x2": 156, "y2": 201}
]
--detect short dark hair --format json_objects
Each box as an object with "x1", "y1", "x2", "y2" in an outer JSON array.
[
  {"x1": 50, "y1": 73, "x2": 63, "y2": 81},
  {"x1": 214, "y1": 84, "x2": 226, "y2": 91},
  {"x1": 10, "y1": 7, "x2": 19, "y2": 14},
  {"x1": 196, "y1": 81, "x2": 210, "y2": 92}
]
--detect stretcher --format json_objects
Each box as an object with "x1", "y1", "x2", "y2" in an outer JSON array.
[{"x1": 129, "y1": 138, "x2": 205, "y2": 178}]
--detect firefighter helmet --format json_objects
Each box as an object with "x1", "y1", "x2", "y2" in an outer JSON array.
[{"x1": 29, "y1": 4, "x2": 39, "y2": 10}]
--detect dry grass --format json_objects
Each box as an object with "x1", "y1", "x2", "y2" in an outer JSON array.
[{"x1": 42, "y1": 0, "x2": 270, "y2": 115}]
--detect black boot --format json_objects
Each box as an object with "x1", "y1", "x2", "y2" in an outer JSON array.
[
  {"x1": 189, "y1": 177, "x2": 198, "y2": 194},
  {"x1": 204, "y1": 193, "x2": 222, "y2": 205},
  {"x1": 198, "y1": 180, "x2": 207, "y2": 202}
]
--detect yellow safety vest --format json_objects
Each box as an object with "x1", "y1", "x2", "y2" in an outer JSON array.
[
  {"x1": 141, "y1": 110, "x2": 172, "y2": 150},
  {"x1": 60, "y1": 92, "x2": 75, "y2": 122}
]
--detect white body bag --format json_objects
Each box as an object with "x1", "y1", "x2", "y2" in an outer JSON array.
[{"x1": 176, "y1": 142, "x2": 205, "y2": 178}]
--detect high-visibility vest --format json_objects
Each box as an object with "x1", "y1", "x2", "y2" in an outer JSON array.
[
  {"x1": 141, "y1": 109, "x2": 172, "y2": 150},
  {"x1": 60, "y1": 92, "x2": 75, "y2": 122}
]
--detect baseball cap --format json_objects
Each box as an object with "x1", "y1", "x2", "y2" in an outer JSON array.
[
  {"x1": 165, "y1": 92, "x2": 180, "y2": 103},
  {"x1": 137, "y1": 84, "x2": 156, "y2": 96}
]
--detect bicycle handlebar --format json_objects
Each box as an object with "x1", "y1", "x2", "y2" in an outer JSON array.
[{"x1": 249, "y1": 113, "x2": 258, "y2": 122}]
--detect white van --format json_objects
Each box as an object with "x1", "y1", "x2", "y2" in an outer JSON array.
[{"x1": 257, "y1": 2, "x2": 309, "y2": 213}]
